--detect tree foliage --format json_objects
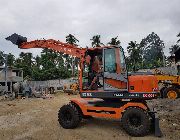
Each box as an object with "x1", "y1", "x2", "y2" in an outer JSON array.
[
  {"x1": 127, "y1": 32, "x2": 166, "y2": 71},
  {"x1": 7, "y1": 53, "x2": 15, "y2": 67},
  {"x1": 169, "y1": 32, "x2": 180, "y2": 55},
  {"x1": 0, "y1": 51, "x2": 4, "y2": 66},
  {"x1": 65, "y1": 34, "x2": 79, "y2": 76},
  {"x1": 126, "y1": 41, "x2": 141, "y2": 71},
  {"x1": 169, "y1": 44, "x2": 179, "y2": 55},
  {"x1": 9, "y1": 48, "x2": 71, "y2": 80},
  {"x1": 90, "y1": 35, "x2": 104, "y2": 47},
  {"x1": 14, "y1": 52, "x2": 33, "y2": 78},
  {"x1": 66, "y1": 34, "x2": 79, "y2": 46},
  {"x1": 2, "y1": 32, "x2": 178, "y2": 79},
  {"x1": 108, "y1": 36, "x2": 121, "y2": 46},
  {"x1": 177, "y1": 32, "x2": 180, "y2": 43},
  {"x1": 140, "y1": 32, "x2": 165, "y2": 69}
]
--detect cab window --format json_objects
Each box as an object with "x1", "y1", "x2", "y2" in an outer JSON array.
[{"x1": 104, "y1": 49, "x2": 116, "y2": 73}]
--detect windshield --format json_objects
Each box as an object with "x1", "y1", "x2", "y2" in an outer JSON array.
[{"x1": 104, "y1": 49, "x2": 116, "y2": 73}]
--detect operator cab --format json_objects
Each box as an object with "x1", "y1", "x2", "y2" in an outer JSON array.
[{"x1": 81, "y1": 46, "x2": 128, "y2": 92}]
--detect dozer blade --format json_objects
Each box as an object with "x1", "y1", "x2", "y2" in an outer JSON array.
[
  {"x1": 149, "y1": 111, "x2": 163, "y2": 137},
  {"x1": 154, "y1": 114, "x2": 162, "y2": 137},
  {"x1": 6, "y1": 33, "x2": 27, "y2": 46}
]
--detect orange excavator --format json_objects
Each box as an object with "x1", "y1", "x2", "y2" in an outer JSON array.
[{"x1": 6, "y1": 33, "x2": 162, "y2": 137}]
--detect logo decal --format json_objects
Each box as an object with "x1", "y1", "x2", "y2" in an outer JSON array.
[{"x1": 82, "y1": 93, "x2": 92, "y2": 97}]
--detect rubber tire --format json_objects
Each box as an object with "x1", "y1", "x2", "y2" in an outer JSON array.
[
  {"x1": 70, "y1": 102, "x2": 93, "y2": 119},
  {"x1": 160, "y1": 87, "x2": 167, "y2": 98},
  {"x1": 163, "y1": 87, "x2": 179, "y2": 99},
  {"x1": 83, "y1": 115, "x2": 93, "y2": 119},
  {"x1": 121, "y1": 107, "x2": 151, "y2": 137},
  {"x1": 58, "y1": 103, "x2": 82, "y2": 129}
]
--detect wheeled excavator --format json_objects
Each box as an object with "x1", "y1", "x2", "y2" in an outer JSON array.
[{"x1": 6, "y1": 33, "x2": 162, "y2": 137}]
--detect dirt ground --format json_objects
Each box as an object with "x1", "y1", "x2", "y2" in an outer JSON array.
[{"x1": 0, "y1": 93, "x2": 179, "y2": 140}]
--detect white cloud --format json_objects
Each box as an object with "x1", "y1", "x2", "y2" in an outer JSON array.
[{"x1": 0, "y1": 0, "x2": 179, "y2": 57}]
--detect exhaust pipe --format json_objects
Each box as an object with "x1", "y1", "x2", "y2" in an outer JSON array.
[{"x1": 5, "y1": 33, "x2": 27, "y2": 46}]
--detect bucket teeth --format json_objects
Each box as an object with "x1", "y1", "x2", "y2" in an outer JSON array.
[{"x1": 6, "y1": 33, "x2": 27, "y2": 46}]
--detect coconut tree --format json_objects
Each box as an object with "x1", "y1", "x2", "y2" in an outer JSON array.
[
  {"x1": 65, "y1": 34, "x2": 79, "y2": 76},
  {"x1": 127, "y1": 41, "x2": 141, "y2": 72},
  {"x1": 66, "y1": 34, "x2": 79, "y2": 46},
  {"x1": 7, "y1": 53, "x2": 15, "y2": 67},
  {"x1": 177, "y1": 32, "x2": 180, "y2": 43},
  {"x1": 0, "y1": 51, "x2": 4, "y2": 66},
  {"x1": 108, "y1": 36, "x2": 121, "y2": 46},
  {"x1": 169, "y1": 44, "x2": 179, "y2": 55},
  {"x1": 90, "y1": 35, "x2": 104, "y2": 48}
]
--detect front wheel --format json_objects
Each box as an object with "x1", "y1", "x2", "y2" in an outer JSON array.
[
  {"x1": 163, "y1": 87, "x2": 179, "y2": 99},
  {"x1": 121, "y1": 107, "x2": 151, "y2": 136},
  {"x1": 58, "y1": 103, "x2": 82, "y2": 129}
]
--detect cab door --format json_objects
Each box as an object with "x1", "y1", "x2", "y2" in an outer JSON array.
[{"x1": 103, "y1": 47, "x2": 128, "y2": 91}]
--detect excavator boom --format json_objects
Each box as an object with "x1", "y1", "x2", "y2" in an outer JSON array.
[
  {"x1": 21, "y1": 39, "x2": 86, "y2": 58},
  {"x1": 6, "y1": 33, "x2": 86, "y2": 59}
]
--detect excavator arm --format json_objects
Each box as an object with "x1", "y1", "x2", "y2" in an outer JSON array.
[
  {"x1": 20, "y1": 39, "x2": 86, "y2": 58},
  {"x1": 6, "y1": 33, "x2": 86, "y2": 59}
]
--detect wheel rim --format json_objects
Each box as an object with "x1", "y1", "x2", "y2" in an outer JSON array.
[
  {"x1": 128, "y1": 114, "x2": 142, "y2": 128},
  {"x1": 167, "y1": 90, "x2": 177, "y2": 99},
  {"x1": 61, "y1": 110, "x2": 72, "y2": 123}
]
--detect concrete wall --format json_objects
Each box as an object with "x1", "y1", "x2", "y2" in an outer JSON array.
[
  {"x1": 29, "y1": 78, "x2": 76, "y2": 92},
  {"x1": 156, "y1": 66, "x2": 178, "y2": 75},
  {"x1": 138, "y1": 66, "x2": 178, "y2": 76}
]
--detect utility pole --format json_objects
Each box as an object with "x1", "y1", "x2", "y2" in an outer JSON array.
[
  {"x1": 4, "y1": 54, "x2": 8, "y2": 93},
  {"x1": 72, "y1": 57, "x2": 75, "y2": 77},
  {"x1": 162, "y1": 47, "x2": 166, "y2": 67}
]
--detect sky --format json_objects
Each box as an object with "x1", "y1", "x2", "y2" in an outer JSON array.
[{"x1": 0, "y1": 0, "x2": 180, "y2": 57}]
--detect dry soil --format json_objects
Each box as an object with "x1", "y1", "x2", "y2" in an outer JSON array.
[{"x1": 0, "y1": 93, "x2": 179, "y2": 140}]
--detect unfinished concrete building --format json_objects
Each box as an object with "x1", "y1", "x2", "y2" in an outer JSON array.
[{"x1": 0, "y1": 66, "x2": 23, "y2": 93}]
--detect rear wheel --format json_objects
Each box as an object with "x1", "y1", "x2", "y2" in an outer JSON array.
[
  {"x1": 164, "y1": 87, "x2": 179, "y2": 99},
  {"x1": 58, "y1": 103, "x2": 82, "y2": 129},
  {"x1": 121, "y1": 107, "x2": 151, "y2": 136}
]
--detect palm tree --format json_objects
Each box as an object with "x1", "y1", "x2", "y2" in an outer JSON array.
[
  {"x1": 177, "y1": 32, "x2": 180, "y2": 43},
  {"x1": 19, "y1": 52, "x2": 25, "y2": 58},
  {"x1": 90, "y1": 35, "x2": 104, "y2": 47},
  {"x1": 127, "y1": 41, "x2": 141, "y2": 72},
  {"x1": 7, "y1": 53, "x2": 15, "y2": 67},
  {"x1": 15, "y1": 52, "x2": 33, "y2": 78},
  {"x1": 0, "y1": 51, "x2": 4, "y2": 66},
  {"x1": 169, "y1": 44, "x2": 179, "y2": 55},
  {"x1": 65, "y1": 34, "x2": 79, "y2": 76},
  {"x1": 34, "y1": 55, "x2": 41, "y2": 68},
  {"x1": 66, "y1": 34, "x2": 79, "y2": 46},
  {"x1": 168, "y1": 33, "x2": 180, "y2": 55},
  {"x1": 25, "y1": 53, "x2": 33, "y2": 67},
  {"x1": 108, "y1": 36, "x2": 121, "y2": 46}
]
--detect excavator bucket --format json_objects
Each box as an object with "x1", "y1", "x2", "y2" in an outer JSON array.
[{"x1": 6, "y1": 33, "x2": 27, "y2": 46}]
